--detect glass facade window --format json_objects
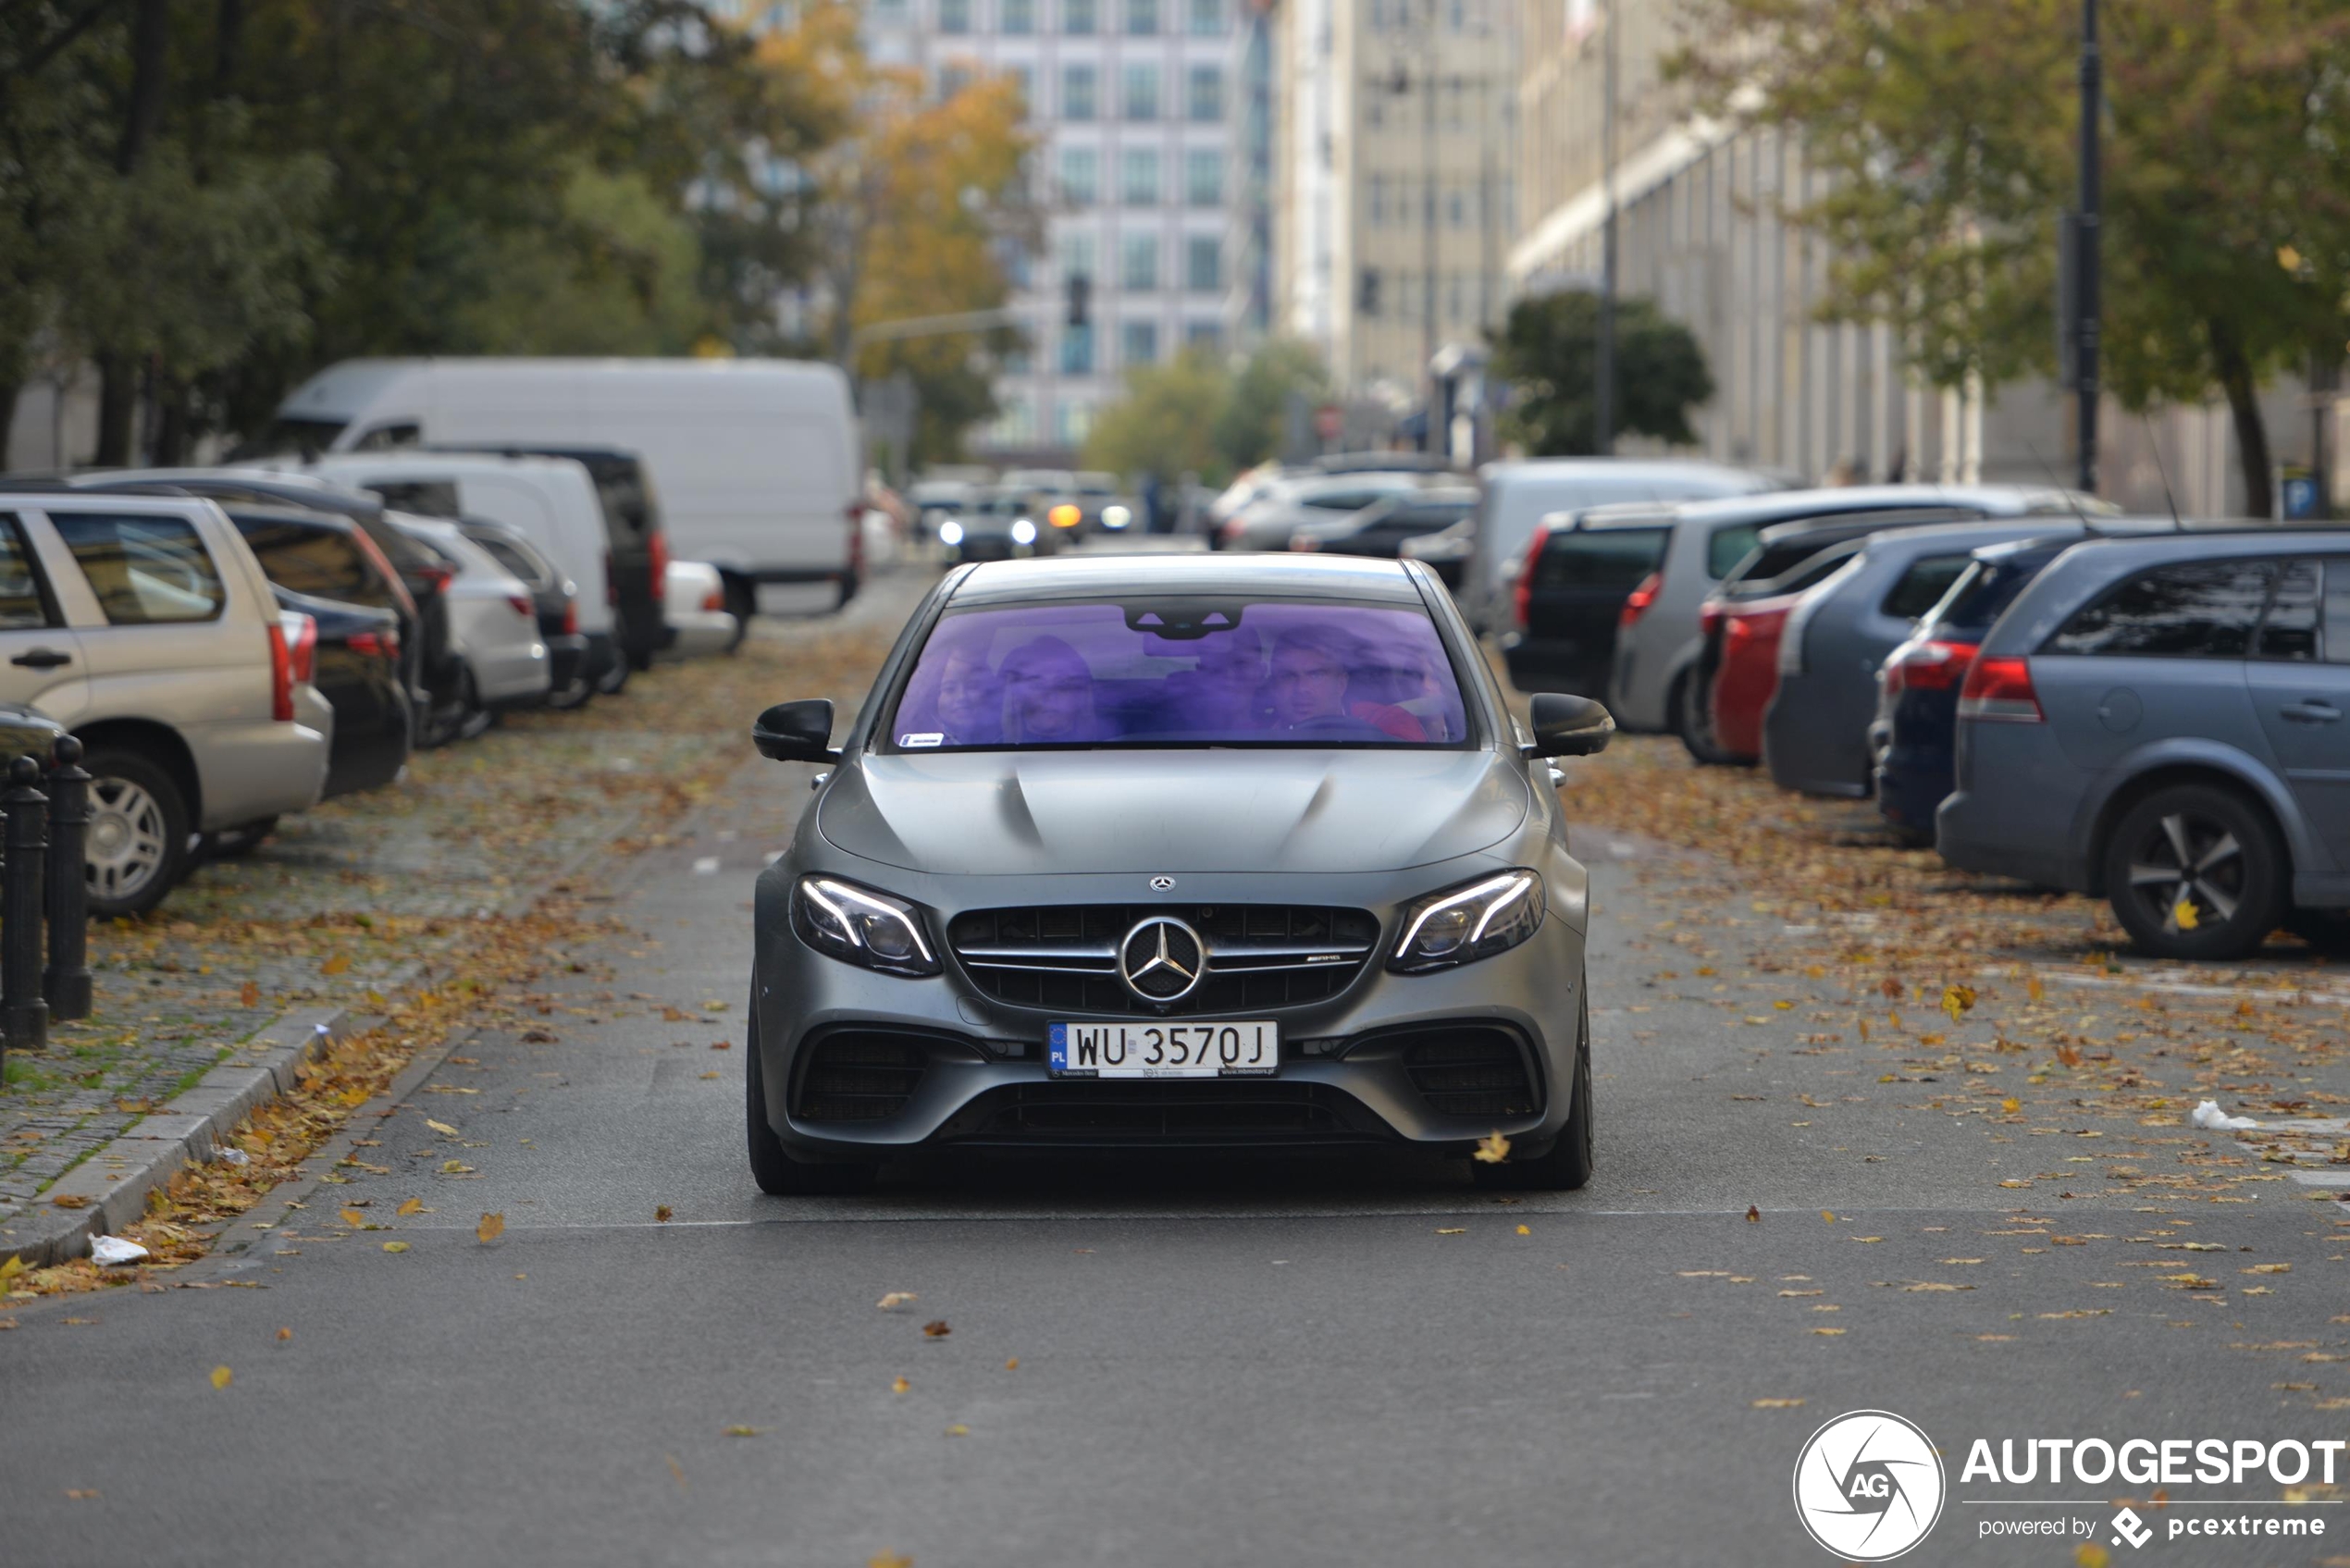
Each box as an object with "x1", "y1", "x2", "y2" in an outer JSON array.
[
  {"x1": 1121, "y1": 320, "x2": 1160, "y2": 366},
  {"x1": 1006, "y1": 63, "x2": 1034, "y2": 115},
  {"x1": 1122, "y1": 63, "x2": 1160, "y2": 119},
  {"x1": 938, "y1": 0, "x2": 971, "y2": 32},
  {"x1": 1184, "y1": 148, "x2": 1223, "y2": 206},
  {"x1": 1187, "y1": 0, "x2": 1222, "y2": 33},
  {"x1": 1186, "y1": 65, "x2": 1223, "y2": 122},
  {"x1": 1120, "y1": 231, "x2": 1160, "y2": 290},
  {"x1": 1003, "y1": 0, "x2": 1035, "y2": 31},
  {"x1": 1058, "y1": 146, "x2": 1099, "y2": 205},
  {"x1": 1126, "y1": 0, "x2": 1159, "y2": 32},
  {"x1": 1055, "y1": 401, "x2": 1094, "y2": 444},
  {"x1": 1120, "y1": 146, "x2": 1160, "y2": 204},
  {"x1": 1185, "y1": 235, "x2": 1221, "y2": 292},
  {"x1": 1061, "y1": 64, "x2": 1097, "y2": 120},
  {"x1": 1063, "y1": 0, "x2": 1097, "y2": 32},
  {"x1": 1183, "y1": 320, "x2": 1223, "y2": 352},
  {"x1": 1059, "y1": 323, "x2": 1095, "y2": 374}
]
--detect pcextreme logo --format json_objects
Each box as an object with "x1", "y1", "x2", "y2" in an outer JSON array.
[{"x1": 1792, "y1": 1409, "x2": 1948, "y2": 1561}]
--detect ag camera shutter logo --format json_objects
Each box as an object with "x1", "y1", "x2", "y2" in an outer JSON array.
[{"x1": 1792, "y1": 1410, "x2": 1947, "y2": 1561}]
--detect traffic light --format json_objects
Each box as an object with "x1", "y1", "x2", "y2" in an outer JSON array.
[{"x1": 1066, "y1": 272, "x2": 1091, "y2": 328}]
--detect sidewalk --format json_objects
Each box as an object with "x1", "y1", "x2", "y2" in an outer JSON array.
[{"x1": 0, "y1": 576, "x2": 921, "y2": 1263}]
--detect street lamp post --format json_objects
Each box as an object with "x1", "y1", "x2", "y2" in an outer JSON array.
[{"x1": 2075, "y1": 0, "x2": 2100, "y2": 494}]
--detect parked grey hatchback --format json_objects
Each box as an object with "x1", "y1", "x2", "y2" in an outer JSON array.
[{"x1": 1936, "y1": 527, "x2": 2350, "y2": 958}]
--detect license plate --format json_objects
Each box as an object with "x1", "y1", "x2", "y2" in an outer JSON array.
[{"x1": 1048, "y1": 1020, "x2": 1279, "y2": 1078}]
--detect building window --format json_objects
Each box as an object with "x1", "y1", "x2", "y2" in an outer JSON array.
[
  {"x1": 1187, "y1": 0, "x2": 1223, "y2": 33},
  {"x1": 1063, "y1": 0, "x2": 1097, "y2": 32},
  {"x1": 938, "y1": 0, "x2": 971, "y2": 32},
  {"x1": 1060, "y1": 323, "x2": 1096, "y2": 374},
  {"x1": 1122, "y1": 62, "x2": 1160, "y2": 119},
  {"x1": 1186, "y1": 65, "x2": 1224, "y2": 122},
  {"x1": 1059, "y1": 146, "x2": 1099, "y2": 205},
  {"x1": 1183, "y1": 320, "x2": 1224, "y2": 352},
  {"x1": 1003, "y1": 0, "x2": 1035, "y2": 31},
  {"x1": 1368, "y1": 174, "x2": 1387, "y2": 227},
  {"x1": 1357, "y1": 266, "x2": 1382, "y2": 316},
  {"x1": 1184, "y1": 235, "x2": 1221, "y2": 292},
  {"x1": 1120, "y1": 146, "x2": 1160, "y2": 204},
  {"x1": 1061, "y1": 64, "x2": 1097, "y2": 119},
  {"x1": 1448, "y1": 187, "x2": 1466, "y2": 227},
  {"x1": 873, "y1": 0, "x2": 909, "y2": 19},
  {"x1": 1120, "y1": 231, "x2": 1160, "y2": 289},
  {"x1": 1055, "y1": 401, "x2": 1094, "y2": 444},
  {"x1": 1126, "y1": 0, "x2": 1159, "y2": 33},
  {"x1": 1121, "y1": 320, "x2": 1160, "y2": 366},
  {"x1": 1007, "y1": 63, "x2": 1034, "y2": 115},
  {"x1": 1184, "y1": 148, "x2": 1223, "y2": 205}
]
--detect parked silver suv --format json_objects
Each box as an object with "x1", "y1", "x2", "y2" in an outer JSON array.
[{"x1": 0, "y1": 491, "x2": 332, "y2": 915}]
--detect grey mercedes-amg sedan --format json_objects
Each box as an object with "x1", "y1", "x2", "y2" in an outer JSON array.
[{"x1": 744, "y1": 552, "x2": 1613, "y2": 1192}]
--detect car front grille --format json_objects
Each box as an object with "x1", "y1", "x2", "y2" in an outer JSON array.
[
  {"x1": 1397, "y1": 1027, "x2": 1540, "y2": 1119},
  {"x1": 950, "y1": 1080, "x2": 1379, "y2": 1143},
  {"x1": 791, "y1": 1030, "x2": 933, "y2": 1122},
  {"x1": 946, "y1": 904, "x2": 1380, "y2": 1017}
]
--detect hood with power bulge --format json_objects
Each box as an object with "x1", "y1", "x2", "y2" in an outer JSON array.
[{"x1": 817, "y1": 749, "x2": 1529, "y2": 877}]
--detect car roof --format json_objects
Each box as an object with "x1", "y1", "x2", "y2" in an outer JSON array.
[
  {"x1": 948, "y1": 552, "x2": 1429, "y2": 605},
  {"x1": 2043, "y1": 521, "x2": 2350, "y2": 569},
  {"x1": 1671, "y1": 484, "x2": 2096, "y2": 528}
]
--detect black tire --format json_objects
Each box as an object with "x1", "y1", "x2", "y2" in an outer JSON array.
[
  {"x1": 2102, "y1": 783, "x2": 2287, "y2": 961},
  {"x1": 200, "y1": 816, "x2": 279, "y2": 860},
  {"x1": 592, "y1": 649, "x2": 629, "y2": 698},
  {"x1": 79, "y1": 747, "x2": 192, "y2": 920},
  {"x1": 453, "y1": 669, "x2": 495, "y2": 742},
  {"x1": 1676, "y1": 669, "x2": 1739, "y2": 766},
  {"x1": 722, "y1": 576, "x2": 756, "y2": 654},
  {"x1": 745, "y1": 987, "x2": 878, "y2": 1195},
  {"x1": 545, "y1": 672, "x2": 593, "y2": 712},
  {"x1": 628, "y1": 648, "x2": 655, "y2": 673},
  {"x1": 1472, "y1": 991, "x2": 1594, "y2": 1191}
]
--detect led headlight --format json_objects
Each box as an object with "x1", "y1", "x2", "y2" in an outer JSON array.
[
  {"x1": 938, "y1": 519, "x2": 965, "y2": 547},
  {"x1": 1010, "y1": 518, "x2": 1038, "y2": 545},
  {"x1": 792, "y1": 876, "x2": 940, "y2": 976},
  {"x1": 1101, "y1": 504, "x2": 1132, "y2": 529},
  {"x1": 1388, "y1": 870, "x2": 1544, "y2": 973}
]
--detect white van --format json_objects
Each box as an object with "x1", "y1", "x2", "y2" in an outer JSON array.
[
  {"x1": 275, "y1": 453, "x2": 627, "y2": 694},
  {"x1": 254, "y1": 358, "x2": 862, "y2": 616}
]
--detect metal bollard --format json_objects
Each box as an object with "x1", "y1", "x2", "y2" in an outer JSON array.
[
  {"x1": 44, "y1": 735, "x2": 91, "y2": 1020},
  {"x1": 2, "y1": 753, "x2": 47, "y2": 1058}
]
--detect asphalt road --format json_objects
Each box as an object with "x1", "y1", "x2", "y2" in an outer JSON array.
[{"x1": 6, "y1": 563, "x2": 2346, "y2": 1568}]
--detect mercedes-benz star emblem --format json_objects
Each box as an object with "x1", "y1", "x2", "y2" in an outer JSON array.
[
  {"x1": 1148, "y1": 874, "x2": 1176, "y2": 892},
  {"x1": 1118, "y1": 916, "x2": 1205, "y2": 1004}
]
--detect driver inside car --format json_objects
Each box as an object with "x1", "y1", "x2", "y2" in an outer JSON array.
[{"x1": 1267, "y1": 626, "x2": 1427, "y2": 741}]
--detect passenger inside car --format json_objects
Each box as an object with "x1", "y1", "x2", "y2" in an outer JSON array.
[{"x1": 999, "y1": 635, "x2": 1112, "y2": 743}]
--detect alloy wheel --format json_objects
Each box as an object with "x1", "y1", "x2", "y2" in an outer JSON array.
[
  {"x1": 2123, "y1": 809, "x2": 2246, "y2": 938},
  {"x1": 87, "y1": 775, "x2": 168, "y2": 904}
]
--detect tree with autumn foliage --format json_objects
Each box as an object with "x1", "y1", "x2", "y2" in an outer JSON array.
[{"x1": 1673, "y1": 0, "x2": 2350, "y2": 514}]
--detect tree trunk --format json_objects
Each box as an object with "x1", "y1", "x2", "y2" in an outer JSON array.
[
  {"x1": 0, "y1": 380, "x2": 20, "y2": 471},
  {"x1": 94, "y1": 353, "x2": 135, "y2": 466},
  {"x1": 153, "y1": 379, "x2": 191, "y2": 466},
  {"x1": 2208, "y1": 317, "x2": 2274, "y2": 519}
]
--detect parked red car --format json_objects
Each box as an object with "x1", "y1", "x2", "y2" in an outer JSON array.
[{"x1": 1688, "y1": 536, "x2": 1871, "y2": 762}]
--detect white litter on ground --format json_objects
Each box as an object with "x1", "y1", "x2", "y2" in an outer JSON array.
[
  {"x1": 2190, "y1": 1100, "x2": 2261, "y2": 1131},
  {"x1": 215, "y1": 1147, "x2": 250, "y2": 1166},
  {"x1": 693, "y1": 857, "x2": 721, "y2": 875},
  {"x1": 89, "y1": 1236, "x2": 150, "y2": 1267}
]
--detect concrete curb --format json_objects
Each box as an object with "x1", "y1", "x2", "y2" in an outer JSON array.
[{"x1": 3, "y1": 1005, "x2": 353, "y2": 1267}]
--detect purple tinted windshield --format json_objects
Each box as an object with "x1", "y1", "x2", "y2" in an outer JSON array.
[{"x1": 889, "y1": 599, "x2": 1471, "y2": 749}]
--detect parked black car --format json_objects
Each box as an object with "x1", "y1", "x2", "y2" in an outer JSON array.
[
  {"x1": 462, "y1": 519, "x2": 591, "y2": 710},
  {"x1": 433, "y1": 444, "x2": 673, "y2": 671},
  {"x1": 1501, "y1": 508, "x2": 1674, "y2": 697},
  {"x1": 270, "y1": 586, "x2": 410, "y2": 798}
]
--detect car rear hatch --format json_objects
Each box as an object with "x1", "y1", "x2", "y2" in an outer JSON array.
[{"x1": 1510, "y1": 521, "x2": 1670, "y2": 693}]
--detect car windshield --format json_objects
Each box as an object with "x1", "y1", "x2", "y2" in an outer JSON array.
[
  {"x1": 225, "y1": 417, "x2": 347, "y2": 462},
  {"x1": 888, "y1": 598, "x2": 1472, "y2": 750}
]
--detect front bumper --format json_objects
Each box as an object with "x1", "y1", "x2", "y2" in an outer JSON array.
[{"x1": 751, "y1": 865, "x2": 1589, "y2": 1160}]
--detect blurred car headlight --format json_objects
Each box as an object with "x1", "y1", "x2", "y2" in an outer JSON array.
[
  {"x1": 1048, "y1": 503, "x2": 1082, "y2": 529},
  {"x1": 938, "y1": 519, "x2": 964, "y2": 547},
  {"x1": 1389, "y1": 870, "x2": 1544, "y2": 973},
  {"x1": 1101, "y1": 504, "x2": 1132, "y2": 529},
  {"x1": 792, "y1": 875, "x2": 940, "y2": 977},
  {"x1": 1010, "y1": 518, "x2": 1038, "y2": 545}
]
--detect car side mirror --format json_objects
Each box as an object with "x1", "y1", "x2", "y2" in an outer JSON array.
[
  {"x1": 752, "y1": 698, "x2": 840, "y2": 764},
  {"x1": 1525, "y1": 692, "x2": 1614, "y2": 759}
]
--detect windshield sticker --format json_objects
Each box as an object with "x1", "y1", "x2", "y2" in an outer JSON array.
[{"x1": 899, "y1": 732, "x2": 945, "y2": 747}]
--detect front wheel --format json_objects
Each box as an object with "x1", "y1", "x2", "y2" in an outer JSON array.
[
  {"x1": 745, "y1": 986, "x2": 878, "y2": 1195},
  {"x1": 1472, "y1": 992, "x2": 1593, "y2": 1191},
  {"x1": 80, "y1": 747, "x2": 192, "y2": 920},
  {"x1": 2102, "y1": 783, "x2": 2286, "y2": 960}
]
